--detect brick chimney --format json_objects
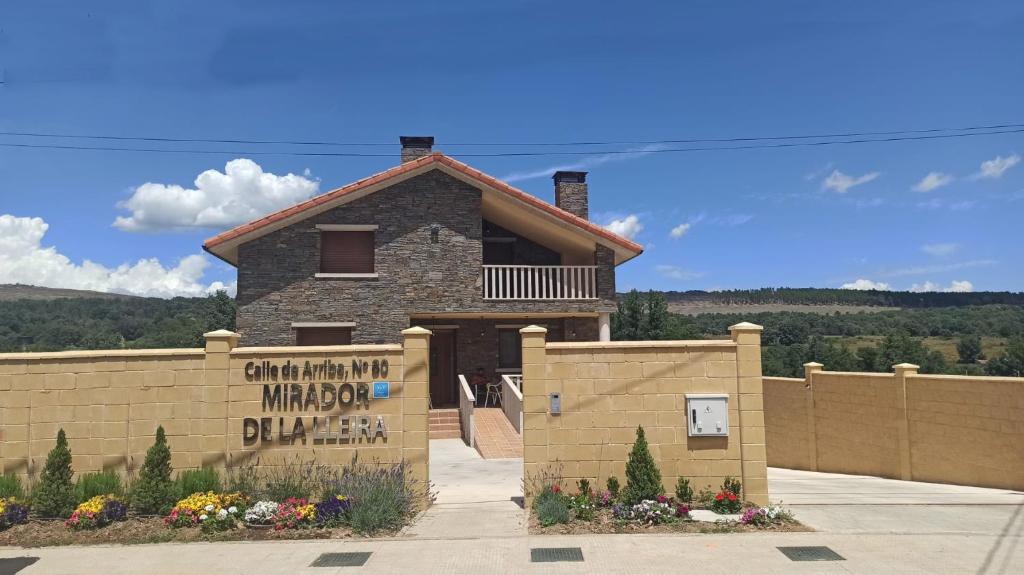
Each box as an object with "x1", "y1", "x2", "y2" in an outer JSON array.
[
  {"x1": 553, "y1": 171, "x2": 588, "y2": 220},
  {"x1": 400, "y1": 136, "x2": 434, "y2": 163}
]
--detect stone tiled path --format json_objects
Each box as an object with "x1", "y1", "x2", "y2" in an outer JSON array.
[{"x1": 473, "y1": 408, "x2": 523, "y2": 459}]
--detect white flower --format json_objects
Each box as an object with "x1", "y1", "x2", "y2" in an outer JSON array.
[
  {"x1": 199, "y1": 514, "x2": 208, "y2": 521},
  {"x1": 217, "y1": 509, "x2": 228, "y2": 519},
  {"x1": 228, "y1": 506, "x2": 238, "y2": 514},
  {"x1": 204, "y1": 504, "x2": 215, "y2": 512}
]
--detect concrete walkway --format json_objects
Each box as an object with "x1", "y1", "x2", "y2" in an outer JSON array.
[
  {"x1": 401, "y1": 439, "x2": 525, "y2": 539},
  {"x1": 770, "y1": 467, "x2": 1024, "y2": 535}
]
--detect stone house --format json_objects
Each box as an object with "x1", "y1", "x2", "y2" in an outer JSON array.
[{"x1": 204, "y1": 136, "x2": 643, "y2": 406}]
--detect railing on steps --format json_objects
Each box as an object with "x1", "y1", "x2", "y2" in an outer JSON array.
[
  {"x1": 457, "y1": 374, "x2": 476, "y2": 448},
  {"x1": 482, "y1": 265, "x2": 598, "y2": 300},
  {"x1": 500, "y1": 374, "x2": 523, "y2": 434}
]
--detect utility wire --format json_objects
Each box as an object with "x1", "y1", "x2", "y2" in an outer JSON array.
[
  {"x1": 0, "y1": 122, "x2": 1022, "y2": 148},
  {"x1": 0, "y1": 127, "x2": 1022, "y2": 157}
]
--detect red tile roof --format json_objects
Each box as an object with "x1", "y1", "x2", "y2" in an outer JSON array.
[{"x1": 203, "y1": 153, "x2": 644, "y2": 256}]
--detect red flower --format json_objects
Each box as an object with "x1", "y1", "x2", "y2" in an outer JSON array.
[
  {"x1": 727, "y1": 493, "x2": 737, "y2": 501},
  {"x1": 715, "y1": 493, "x2": 724, "y2": 501},
  {"x1": 551, "y1": 485, "x2": 561, "y2": 494},
  {"x1": 657, "y1": 495, "x2": 668, "y2": 504}
]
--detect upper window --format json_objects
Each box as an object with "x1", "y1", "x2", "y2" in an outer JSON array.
[
  {"x1": 295, "y1": 326, "x2": 353, "y2": 346},
  {"x1": 320, "y1": 230, "x2": 375, "y2": 274}
]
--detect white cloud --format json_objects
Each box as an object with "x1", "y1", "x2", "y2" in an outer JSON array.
[
  {"x1": 910, "y1": 280, "x2": 973, "y2": 293},
  {"x1": 841, "y1": 279, "x2": 891, "y2": 290},
  {"x1": 0, "y1": 214, "x2": 234, "y2": 298},
  {"x1": 604, "y1": 214, "x2": 643, "y2": 239},
  {"x1": 921, "y1": 242, "x2": 960, "y2": 257},
  {"x1": 916, "y1": 198, "x2": 975, "y2": 211},
  {"x1": 669, "y1": 223, "x2": 691, "y2": 238},
  {"x1": 113, "y1": 159, "x2": 319, "y2": 232},
  {"x1": 912, "y1": 172, "x2": 954, "y2": 192},
  {"x1": 972, "y1": 154, "x2": 1020, "y2": 180},
  {"x1": 655, "y1": 265, "x2": 704, "y2": 281},
  {"x1": 501, "y1": 144, "x2": 667, "y2": 183},
  {"x1": 822, "y1": 169, "x2": 880, "y2": 194}
]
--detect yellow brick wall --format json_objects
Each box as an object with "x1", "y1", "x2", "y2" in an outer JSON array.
[
  {"x1": 906, "y1": 375, "x2": 1024, "y2": 490},
  {"x1": 0, "y1": 329, "x2": 430, "y2": 485},
  {"x1": 762, "y1": 368, "x2": 1024, "y2": 491},
  {"x1": 762, "y1": 377, "x2": 812, "y2": 470},
  {"x1": 521, "y1": 324, "x2": 768, "y2": 506}
]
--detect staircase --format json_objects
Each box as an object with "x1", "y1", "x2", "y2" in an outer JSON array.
[{"x1": 428, "y1": 408, "x2": 462, "y2": 439}]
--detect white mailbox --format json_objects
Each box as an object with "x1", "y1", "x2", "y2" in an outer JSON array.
[{"x1": 686, "y1": 394, "x2": 729, "y2": 437}]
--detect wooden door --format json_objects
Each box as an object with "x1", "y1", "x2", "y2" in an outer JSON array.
[{"x1": 429, "y1": 330, "x2": 456, "y2": 407}]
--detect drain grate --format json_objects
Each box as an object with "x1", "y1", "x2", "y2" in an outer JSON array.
[
  {"x1": 531, "y1": 547, "x2": 584, "y2": 562},
  {"x1": 777, "y1": 546, "x2": 845, "y2": 562},
  {"x1": 0, "y1": 557, "x2": 40, "y2": 575},
  {"x1": 310, "y1": 552, "x2": 372, "y2": 567}
]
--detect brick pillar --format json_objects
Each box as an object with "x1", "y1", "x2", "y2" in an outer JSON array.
[
  {"x1": 203, "y1": 329, "x2": 238, "y2": 470},
  {"x1": 401, "y1": 327, "x2": 432, "y2": 489},
  {"x1": 893, "y1": 363, "x2": 918, "y2": 481},
  {"x1": 520, "y1": 325, "x2": 549, "y2": 503},
  {"x1": 729, "y1": 322, "x2": 767, "y2": 506},
  {"x1": 802, "y1": 362, "x2": 822, "y2": 472}
]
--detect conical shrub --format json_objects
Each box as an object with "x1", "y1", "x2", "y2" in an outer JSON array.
[
  {"x1": 33, "y1": 429, "x2": 76, "y2": 517},
  {"x1": 623, "y1": 425, "x2": 663, "y2": 503},
  {"x1": 130, "y1": 426, "x2": 176, "y2": 515}
]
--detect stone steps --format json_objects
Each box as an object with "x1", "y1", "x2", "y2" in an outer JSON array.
[{"x1": 429, "y1": 409, "x2": 462, "y2": 439}]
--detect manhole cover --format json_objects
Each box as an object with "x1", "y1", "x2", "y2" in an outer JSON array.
[
  {"x1": 777, "y1": 546, "x2": 845, "y2": 562},
  {"x1": 531, "y1": 547, "x2": 584, "y2": 562},
  {"x1": 0, "y1": 557, "x2": 39, "y2": 575},
  {"x1": 310, "y1": 552, "x2": 372, "y2": 567}
]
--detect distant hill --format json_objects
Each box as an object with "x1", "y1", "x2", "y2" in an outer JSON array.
[
  {"x1": 618, "y1": 288, "x2": 1024, "y2": 315},
  {"x1": 0, "y1": 284, "x2": 138, "y2": 302}
]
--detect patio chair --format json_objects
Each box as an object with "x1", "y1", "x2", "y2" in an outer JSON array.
[{"x1": 484, "y1": 381, "x2": 502, "y2": 408}]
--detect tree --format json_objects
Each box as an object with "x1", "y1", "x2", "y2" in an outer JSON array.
[
  {"x1": 623, "y1": 426, "x2": 663, "y2": 503},
  {"x1": 986, "y1": 338, "x2": 1024, "y2": 377},
  {"x1": 131, "y1": 426, "x2": 176, "y2": 515},
  {"x1": 612, "y1": 290, "x2": 644, "y2": 340},
  {"x1": 33, "y1": 429, "x2": 76, "y2": 517},
  {"x1": 642, "y1": 291, "x2": 669, "y2": 340},
  {"x1": 956, "y1": 335, "x2": 983, "y2": 364}
]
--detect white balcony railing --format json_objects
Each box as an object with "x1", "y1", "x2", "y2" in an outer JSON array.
[{"x1": 482, "y1": 265, "x2": 598, "y2": 300}]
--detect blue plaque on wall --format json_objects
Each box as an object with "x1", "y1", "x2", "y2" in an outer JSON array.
[{"x1": 373, "y1": 381, "x2": 390, "y2": 399}]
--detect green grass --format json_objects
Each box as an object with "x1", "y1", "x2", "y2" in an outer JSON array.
[{"x1": 827, "y1": 336, "x2": 1008, "y2": 365}]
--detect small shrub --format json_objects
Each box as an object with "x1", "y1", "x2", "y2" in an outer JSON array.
[
  {"x1": 623, "y1": 426, "x2": 663, "y2": 504},
  {"x1": 225, "y1": 462, "x2": 259, "y2": 497},
  {"x1": 675, "y1": 476, "x2": 693, "y2": 504},
  {"x1": 0, "y1": 498, "x2": 30, "y2": 530},
  {"x1": 176, "y1": 468, "x2": 222, "y2": 499},
  {"x1": 331, "y1": 456, "x2": 429, "y2": 535},
  {"x1": 272, "y1": 497, "x2": 317, "y2": 530},
  {"x1": 612, "y1": 497, "x2": 677, "y2": 525},
  {"x1": 243, "y1": 500, "x2": 278, "y2": 526},
  {"x1": 261, "y1": 457, "x2": 338, "y2": 502},
  {"x1": 696, "y1": 487, "x2": 716, "y2": 509},
  {"x1": 722, "y1": 476, "x2": 742, "y2": 500},
  {"x1": 75, "y1": 471, "x2": 123, "y2": 503},
  {"x1": 569, "y1": 491, "x2": 596, "y2": 521},
  {"x1": 164, "y1": 491, "x2": 246, "y2": 530},
  {"x1": 32, "y1": 429, "x2": 76, "y2": 517},
  {"x1": 0, "y1": 475, "x2": 25, "y2": 500},
  {"x1": 576, "y1": 478, "x2": 591, "y2": 495},
  {"x1": 131, "y1": 426, "x2": 176, "y2": 515},
  {"x1": 66, "y1": 495, "x2": 128, "y2": 530},
  {"x1": 314, "y1": 495, "x2": 351, "y2": 528},
  {"x1": 605, "y1": 476, "x2": 620, "y2": 499},
  {"x1": 533, "y1": 488, "x2": 571, "y2": 526}
]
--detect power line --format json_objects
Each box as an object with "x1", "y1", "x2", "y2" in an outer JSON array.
[
  {"x1": 1, "y1": 122, "x2": 1022, "y2": 148},
  {"x1": 0, "y1": 127, "x2": 1021, "y2": 158}
]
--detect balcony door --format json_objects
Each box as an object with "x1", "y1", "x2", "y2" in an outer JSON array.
[{"x1": 429, "y1": 330, "x2": 457, "y2": 407}]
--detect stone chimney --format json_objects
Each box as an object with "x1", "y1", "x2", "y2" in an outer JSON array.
[
  {"x1": 400, "y1": 136, "x2": 434, "y2": 163},
  {"x1": 553, "y1": 171, "x2": 588, "y2": 220}
]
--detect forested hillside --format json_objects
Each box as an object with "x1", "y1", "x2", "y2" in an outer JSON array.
[
  {"x1": 0, "y1": 292, "x2": 236, "y2": 352},
  {"x1": 652, "y1": 288, "x2": 1024, "y2": 308}
]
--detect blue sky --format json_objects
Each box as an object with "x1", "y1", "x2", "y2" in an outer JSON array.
[{"x1": 1, "y1": 0, "x2": 1022, "y2": 297}]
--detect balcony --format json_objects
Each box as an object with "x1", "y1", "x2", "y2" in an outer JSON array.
[{"x1": 482, "y1": 265, "x2": 598, "y2": 300}]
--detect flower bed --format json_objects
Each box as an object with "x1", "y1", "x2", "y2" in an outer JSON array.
[
  {"x1": 165, "y1": 492, "x2": 247, "y2": 532},
  {"x1": 0, "y1": 498, "x2": 30, "y2": 531},
  {"x1": 66, "y1": 495, "x2": 127, "y2": 530}
]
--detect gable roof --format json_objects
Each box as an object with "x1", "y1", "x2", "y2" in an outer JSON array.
[{"x1": 203, "y1": 153, "x2": 644, "y2": 266}]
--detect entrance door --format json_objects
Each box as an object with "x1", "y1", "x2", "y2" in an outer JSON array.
[{"x1": 429, "y1": 330, "x2": 456, "y2": 407}]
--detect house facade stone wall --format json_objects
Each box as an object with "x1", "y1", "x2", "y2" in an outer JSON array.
[{"x1": 236, "y1": 170, "x2": 617, "y2": 346}]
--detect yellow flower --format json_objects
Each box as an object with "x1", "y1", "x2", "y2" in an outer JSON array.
[{"x1": 73, "y1": 495, "x2": 119, "y2": 515}]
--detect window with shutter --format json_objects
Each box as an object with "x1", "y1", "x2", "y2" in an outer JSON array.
[
  {"x1": 295, "y1": 327, "x2": 353, "y2": 346},
  {"x1": 320, "y1": 231, "x2": 374, "y2": 274}
]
